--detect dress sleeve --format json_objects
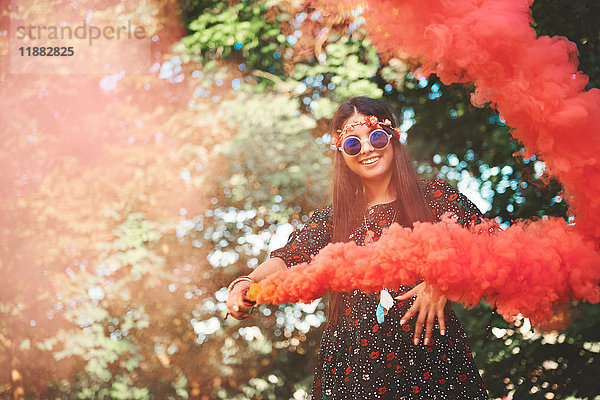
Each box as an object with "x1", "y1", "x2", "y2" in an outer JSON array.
[
  {"x1": 421, "y1": 179, "x2": 483, "y2": 228},
  {"x1": 269, "y1": 205, "x2": 333, "y2": 268}
]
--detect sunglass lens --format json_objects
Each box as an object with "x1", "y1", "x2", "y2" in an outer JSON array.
[
  {"x1": 342, "y1": 137, "x2": 361, "y2": 156},
  {"x1": 370, "y1": 130, "x2": 389, "y2": 149}
]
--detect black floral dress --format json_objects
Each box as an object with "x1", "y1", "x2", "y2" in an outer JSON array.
[{"x1": 270, "y1": 180, "x2": 490, "y2": 400}]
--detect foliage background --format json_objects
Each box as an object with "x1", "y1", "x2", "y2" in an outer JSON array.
[{"x1": 0, "y1": 0, "x2": 598, "y2": 399}]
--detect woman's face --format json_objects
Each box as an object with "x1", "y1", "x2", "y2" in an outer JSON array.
[{"x1": 339, "y1": 113, "x2": 395, "y2": 183}]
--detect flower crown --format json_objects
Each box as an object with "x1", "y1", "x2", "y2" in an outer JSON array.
[{"x1": 332, "y1": 115, "x2": 402, "y2": 147}]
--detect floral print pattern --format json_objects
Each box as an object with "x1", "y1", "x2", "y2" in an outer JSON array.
[{"x1": 270, "y1": 180, "x2": 489, "y2": 399}]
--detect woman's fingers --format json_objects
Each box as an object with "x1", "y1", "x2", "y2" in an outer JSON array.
[
  {"x1": 399, "y1": 300, "x2": 418, "y2": 326},
  {"x1": 395, "y1": 287, "x2": 417, "y2": 301},
  {"x1": 233, "y1": 310, "x2": 251, "y2": 320},
  {"x1": 437, "y1": 307, "x2": 446, "y2": 336},
  {"x1": 228, "y1": 304, "x2": 252, "y2": 320},
  {"x1": 424, "y1": 311, "x2": 435, "y2": 345},
  {"x1": 413, "y1": 306, "x2": 427, "y2": 345},
  {"x1": 397, "y1": 286, "x2": 420, "y2": 324},
  {"x1": 230, "y1": 304, "x2": 247, "y2": 319}
]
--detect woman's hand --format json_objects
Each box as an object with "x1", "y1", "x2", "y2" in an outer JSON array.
[
  {"x1": 395, "y1": 282, "x2": 447, "y2": 345},
  {"x1": 224, "y1": 258, "x2": 287, "y2": 321},
  {"x1": 226, "y1": 281, "x2": 253, "y2": 320}
]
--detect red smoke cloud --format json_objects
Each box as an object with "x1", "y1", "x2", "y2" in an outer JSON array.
[
  {"x1": 249, "y1": 218, "x2": 600, "y2": 325},
  {"x1": 355, "y1": 0, "x2": 600, "y2": 240},
  {"x1": 248, "y1": 0, "x2": 600, "y2": 324}
]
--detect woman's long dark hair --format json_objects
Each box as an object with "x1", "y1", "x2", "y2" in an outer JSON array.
[{"x1": 328, "y1": 97, "x2": 435, "y2": 324}]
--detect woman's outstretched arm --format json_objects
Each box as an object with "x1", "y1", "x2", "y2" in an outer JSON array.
[
  {"x1": 227, "y1": 206, "x2": 332, "y2": 320},
  {"x1": 226, "y1": 256, "x2": 287, "y2": 320}
]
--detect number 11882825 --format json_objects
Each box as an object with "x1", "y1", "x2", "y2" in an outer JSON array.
[{"x1": 18, "y1": 47, "x2": 74, "y2": 56}]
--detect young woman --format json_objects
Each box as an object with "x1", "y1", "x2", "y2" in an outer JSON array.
[{"x1": 226, "y1": 97, "x2": 489, "y2": 399}]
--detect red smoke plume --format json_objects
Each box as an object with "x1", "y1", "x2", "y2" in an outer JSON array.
[
  {"x1": 248, "y1": 0, "x2": 600, "y2": 324},
  {"x1": 249, "y1": 218, "x2": 600, "y2": 325},
  {"x1": 354, "y1": 0, "x2": 600, "y2": 240}
]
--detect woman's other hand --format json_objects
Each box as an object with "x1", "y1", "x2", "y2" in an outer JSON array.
[
  {"x1": 395, "y1": 282, "x2": 447, "y2": 345},
  {"x1": 226, "y1": 281, "x2": 253, "y2": 320}
]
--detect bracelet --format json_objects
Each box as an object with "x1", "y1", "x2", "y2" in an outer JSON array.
[{"x1": 227, "y1": 276, "x2": 255, "y2": 293}]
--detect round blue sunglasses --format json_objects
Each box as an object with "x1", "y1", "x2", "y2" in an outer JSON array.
[{"x1": 339, "y1": 129, "x2": 393, "y2": 156}]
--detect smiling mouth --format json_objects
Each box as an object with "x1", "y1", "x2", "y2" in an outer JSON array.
[{"x1": 360, "y1": 156, "x2": 380, "y2": 165}]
